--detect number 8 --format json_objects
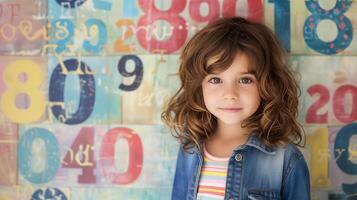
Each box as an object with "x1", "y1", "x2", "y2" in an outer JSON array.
[
  {"x1": 1, "y1": 60, "x2": 45, "y2": 123},
  {"x1": 303, "y1": 0, "x2": 353, "y2": 55}
]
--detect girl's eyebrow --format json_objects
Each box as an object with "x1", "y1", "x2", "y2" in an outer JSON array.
[
  {"x1": 207, "y1": 71, "x2": 256, "y2": 76},
  {"x1": 236, "y1": 72, "x2": 256, "y2": 76}
]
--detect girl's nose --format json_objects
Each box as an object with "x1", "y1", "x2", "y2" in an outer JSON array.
[{"x1": 223, "y1": 84, "x2": 239, "y2": 100}]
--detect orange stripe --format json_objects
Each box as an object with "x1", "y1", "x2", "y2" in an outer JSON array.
[
  {"x1": 199, "y1": 185, "x2": 225, "y2": 191},
  {"x1": 198, "y1": 188, "x2": 225, "y2": 196}
]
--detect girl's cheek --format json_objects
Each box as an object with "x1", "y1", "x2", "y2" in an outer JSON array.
[{"x1": 210, "y1": 86, "x2": 221, "y2": 92}]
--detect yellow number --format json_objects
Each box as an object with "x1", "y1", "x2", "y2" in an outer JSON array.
[
  {"x1": 0, "y1": 195, "x2": 11, "y2": 200},
  {"x1": 1, "y1": 60, "x2": 45, "y2": 123},
  {"x1": 306, "y1": 127, "x2": 330, "y2": 188}
]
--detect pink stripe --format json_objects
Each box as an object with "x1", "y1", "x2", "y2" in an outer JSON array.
[
  {"x1": 197, "y1": 193, "x2": 224, "y2": 199},
  {"x1": 200, "y1": 180, "x2": 227, "y2": 187}
]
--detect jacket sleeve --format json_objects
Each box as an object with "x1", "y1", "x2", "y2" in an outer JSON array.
[
  {"x1": 171, "y1": 146, "x2": 188, "y2": 200},
  {"x1": 281, "y1": 155, "x2": 311, "y2": 200}
]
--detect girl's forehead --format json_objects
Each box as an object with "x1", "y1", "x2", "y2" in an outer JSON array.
[{"x1": 206, "y1": 51, "x2": 256, "y2": 74}]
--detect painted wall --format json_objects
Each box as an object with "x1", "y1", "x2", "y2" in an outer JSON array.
[{"x1": 0, "y1": 0, "x2": 356, "y2": 199}]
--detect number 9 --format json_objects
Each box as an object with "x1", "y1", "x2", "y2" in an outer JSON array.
[{"x1": 117, "y1": 55, "x2": 144, "y2": 91}]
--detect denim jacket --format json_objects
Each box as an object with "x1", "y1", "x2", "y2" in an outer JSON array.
[{"x1": 171, "y1": 134, "x2": 311, "y2": 200}]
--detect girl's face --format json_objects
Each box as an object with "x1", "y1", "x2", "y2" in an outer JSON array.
[{"x1": 202, "y1": 52, "x2": 261, "y2": 127}]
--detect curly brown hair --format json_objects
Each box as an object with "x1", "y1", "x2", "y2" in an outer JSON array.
[{"x1": 161, "y1": 17, "x2": 304, "y2": 151}]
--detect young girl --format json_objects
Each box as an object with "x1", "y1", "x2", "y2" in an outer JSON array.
[{"x1": 161, "y1": 17, "x2": 310, "y2": 200}]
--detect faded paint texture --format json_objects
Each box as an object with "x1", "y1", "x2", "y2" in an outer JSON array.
[{"x1": 0, "y1": 0, "x2": 356, "y2": 199}]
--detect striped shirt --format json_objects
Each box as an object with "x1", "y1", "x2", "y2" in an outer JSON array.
[{"x1": 196, "y1": 145, "x2": 229, "y2": 200}]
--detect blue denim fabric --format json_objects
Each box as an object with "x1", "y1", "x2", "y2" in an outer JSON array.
[{"x1": 171, "y1": 134, "x2": 311, "y2": 200}]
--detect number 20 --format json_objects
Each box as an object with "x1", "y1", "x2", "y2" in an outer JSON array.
[{"x1": 306, "y1": 84, "x2": 357, "y2": 124}]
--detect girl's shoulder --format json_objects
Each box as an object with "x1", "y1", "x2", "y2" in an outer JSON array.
[
  {"x1": 245, "y1": 133, "x2": 304, "y2": 160},
  {"x1": 280, "y1": 143, "x2": 305, "y2": 162},
  {"x1": 278, "y1": 143, "x2": 308, "y2": 180},
  {"x1": 269, "y1": 143, "x2": 306, "y2": 169}
]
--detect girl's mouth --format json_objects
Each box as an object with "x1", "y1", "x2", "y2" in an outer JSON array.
[{"x1": 219, "y1": 108, "x2": 242, "y2": 112}]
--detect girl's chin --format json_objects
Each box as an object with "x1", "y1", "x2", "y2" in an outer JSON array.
[{"x1": 217, "y1": 119, "x2": 243, "y2": 126}]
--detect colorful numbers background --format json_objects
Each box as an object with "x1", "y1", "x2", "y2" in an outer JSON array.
[{"x1": 0, "y1": 0, "x2": 356, "y2": 199}]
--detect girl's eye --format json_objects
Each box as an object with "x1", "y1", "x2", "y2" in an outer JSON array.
[
  {"x1": 239, "y1": 77, "x2": 253, "y2": 84},
  {"x1": 208, "y1": 77, "x2": 222, "y2": 84}
]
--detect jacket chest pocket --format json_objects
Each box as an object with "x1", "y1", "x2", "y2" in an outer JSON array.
[{"x1": 247, "y1": 190, "x2": 281, "y2": 200}]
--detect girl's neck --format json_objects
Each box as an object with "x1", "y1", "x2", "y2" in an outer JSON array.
[
  {"x1": 214, "y1": 121, "x2": 251, "y2": 141},
  {"x1": 204, "y1": 122, "x2": 251, "y2": 158}
]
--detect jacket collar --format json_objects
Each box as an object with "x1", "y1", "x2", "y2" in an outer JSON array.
[
  {"x1": 243, "y1": 133, "x2": 276, "y2": 155},
  {"x1": 191, "y1": 132, "x2": 277, "y2": 155}
]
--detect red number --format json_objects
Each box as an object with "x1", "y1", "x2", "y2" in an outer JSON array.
[
  {"x1": 137, "y1": 0, "x2": 187, "y2": 53},
  {"x1": 222, "y1": 0, "x2": 263, "y2": 22},
  {"x1": 62, "y1": 127, "x2": 96, "y2": 183},
  {"x1": 333, "y1": 84, "x2": 357, "y2": 123},
  {"x1": 189, "y1": 0, "x2": 220, "y2": 23},
  {"x1": 100, "y1": 127, "x2": 143, "y2": 184},
  {"x1": 306, "y1": 84, "x2": 329, "y2": 123}
]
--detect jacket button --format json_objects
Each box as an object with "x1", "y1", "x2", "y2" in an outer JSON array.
[{"x1": 235, "y1": 153, "x2": 242, "y2": 162}]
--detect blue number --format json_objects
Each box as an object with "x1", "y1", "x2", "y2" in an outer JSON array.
[
  {"x1": 268, "y1": 0, "x2": 291, "y2": 52},
  {"x1": 93, "y1": 0, "x2": 112, "y2": 11},
  {"x1": 32, "y1": 187, "x2": 67, "y2": 200},
  {"x1": 118, "y1": 55, "x2": 144, "y2": 91},
  {"x1": 18, "y1": 128, "x2": 60, "y2": 184},
  {"x1": 123, "y1": 0, "x2": 138, "y2": 17},
  {"x1": 55, "y1": 0, "x2": 86, "y2": 8},
  {"x1": 303, "y1": 0, "x2": 353, "y2": 55},
  {"x1": 49, "y1": 59, "x2": 96, "y2": 124},
  {"x1": 83, "y1": 19, "x2": 107, "y2": 53},
  {"x1": 334, "y1": 123, "x2": 357, "y2": 197}
]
